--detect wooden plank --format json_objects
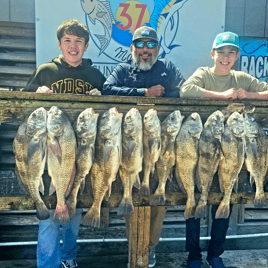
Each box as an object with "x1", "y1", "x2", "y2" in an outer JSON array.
[
  {"x1": 0, "y1": 39, "x2": 35, "y2": 50},
  {"x1": 0, "y1": 26, "x2": 35, "y2": 37},
  {"x1": 129, "y1": 207, "x2": 138, "y2": 268},
  {"x1": 143, "y1": 207, "x2": 150, "y2": 267},
  {"x1": 238, "y1": 204, "x2": 245, "y2": 224},
  {"x1": 0, "y1": 79, "x2": 28, "y2": 88},
  {"x1": 0, "y1": 22, "x2": 35, "y2": 29},
  {"x1": 0, "y1": 53, "x2": 36, "y2": 62},
  {"x1": 0, "y1": 66, "x2": 35, "y2": 75},
  {"x1": 100, "y1": 207, "x2": 110, "y2": 228},
  {"x1": 227, "y1": 204, "x2": 238, "y2": 235},
  {"x1": 137, "y1": 207, "x2": 145, "y2": 267},
  {"x1": 244, "y1": 209, "x2": 268, "y2": 220}
]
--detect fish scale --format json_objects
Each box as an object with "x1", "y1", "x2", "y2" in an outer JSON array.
[
  {"x1": 138, "y1": 109, "x2": 161, "y2": 196},
  {"x1": 13, "y1": 107, "x2": 49, "y2": 220},
  {"x1": 82, "y1": 107, "x2": 123, "y2": 227},
  {"x1": 195, "y1": 110, "x2": 225, "y2": 219},
  {"x1": 175, "y1": 112, "x2": 203, "y2": 219},
  {"x1": 216, "y1": 112, "x2": 245, "y2": 219},
  {"x1": 150, "y1": 110, "x2": 184, "y2": 206},
  {"x1": 47, "y1": 106, "x2": 76, "y2": 224},
  {"x1": 66, "y1": 108, "x2": 99, "y2": 219},
  {"x1": 118, "y1": 108, "x2": 143, "y2": 216},
  {"x1": 244, "y1": 114, "x2": 268, "y2": 208}
]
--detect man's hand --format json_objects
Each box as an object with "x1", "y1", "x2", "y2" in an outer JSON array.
[
  {"x1": 145, "y1": 85, "x2": 165, "y2": 97},
  {"x1": 86, "y1": 88, "x2": 102, "y2": 96},
  {"x1": 36, "y1": 86, "x2": 53, "y2": 94}
]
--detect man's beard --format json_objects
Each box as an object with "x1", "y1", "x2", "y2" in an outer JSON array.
[{"x1": 132, "y1": 51, "x2": 158, "y2": 71}]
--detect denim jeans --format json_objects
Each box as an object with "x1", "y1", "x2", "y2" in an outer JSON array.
[
  {"x1": 186, "y1": 205, "x2": 232, "y2": 261},
  {"x1": 37, "y1": 208, "x2": 82, "y2": 268}
]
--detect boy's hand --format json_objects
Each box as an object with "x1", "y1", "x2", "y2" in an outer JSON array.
[
  {"x1": 145, "y1": 85, "x2": 165, "y2": 97},
  {"x1": 204, "y1": 88, "x2": 237, "y2": 99},
  {"x1": 86, "y1": 88, "x2": 102, "y2": 96},
  {"x1": 237, "y1": 88, "x2": 254, "y2": 99},
  {"x1": 221, "y1": 88, "x2": 238, "y2": 99},
  {"x1": 36, "y1": 86, "x2": 53, "y2": 94}
]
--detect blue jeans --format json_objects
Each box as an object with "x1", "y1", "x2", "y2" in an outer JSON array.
[
  {"x1": 186, "y1": 205, "x2": 232, "y2": 261},
  {"x1": 37, "y1": 209, "x2": 82, "y2": 268}
]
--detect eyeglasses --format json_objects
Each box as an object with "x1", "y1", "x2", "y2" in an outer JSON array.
[{"x1": 133, "y1": 41, "x2": 158, "y2": 49}]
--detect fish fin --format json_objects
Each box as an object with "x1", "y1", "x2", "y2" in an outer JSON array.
[
  {"x1": 174, "y1": 168, "x2": 186, "y2": 194},
  {"x1": 65, "y1": 164, "x2": 76, "y2": 197},
  {"x1": 218, "y1": 168, "x2": 224, "y2": 193},
  {"x1": 103, "y1": 140, "x2": 113, "y2": 166},
  {"x1": 148, "y1": 138, "x2": 159, "y2": 154},
  {"x1": 151, "y1": 164, "x2": 155, "y2": 176},
  {"x1": 163, "y1": 140, "x2": 174, "y2": 156},
  {"x1": 237, "y1": 141, "x2": 244, "y2": 161},
  {"x1": 252, "y1": 139, "x2": 258, "y2": 159},
  {"x1": 167, "y1": 168, "x2": 173, "y2": 182},
  {"x1": 38, "y1": 177, "x2": 45, "y2": 196},
  {"x1": 95, "y1": 33, "x2": 109, "y2": 54},
  {"x1": 96, "y1": 11, "x2": 106, "y2": 18},
  {"x1": 85, "y1": 172, "x2": 94, "y2": 200},
  {"x1": 27, "y1": 136, "x2": 40, "y2": 164},
  {"x1": 234, "y1": 177, "x2": 239, "y2": 192},
  {"x1": 89, "y1": 16, "x2": 96, "y2": 24},
  {"x1": 49, "y1": 141, "x2": 62, "y2": 164},
  {"x1": 195, "y1": 168, "x2": 202, "y2": 193},
  {"x1": 133, "y1": 175, "x2": 141, "y2": 189},
  {"x1": 250, "y1": 174, "x2": 255, "y2": 186},
  {"x1": 105, "y1": 185, "x2": 111, "y2": 201},
  {"x1": 79, "y1": 178, "x2": 86, "y2": 195},
  {"x1": 49, "y1": 182, "x2": 56, "y2": 196},
  {"x1": 127, "y1": 140, "x2": 136, "y2": 162}
]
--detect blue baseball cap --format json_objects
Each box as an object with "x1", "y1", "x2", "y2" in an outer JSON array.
[{"x1": 212, "y1": 32, "x2": 240, "y2": 50}]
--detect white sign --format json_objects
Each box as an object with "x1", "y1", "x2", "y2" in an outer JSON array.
[{"x1": 35, "y1": 0, "x2": 226, "y2": 79}]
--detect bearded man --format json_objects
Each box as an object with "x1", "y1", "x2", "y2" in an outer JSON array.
[
  {"x1": 103, "y1": 26, "x2": 185, "y2": 267},
  {"x1": 102, "y1": 26, "x2": 185, "y2": 97}
]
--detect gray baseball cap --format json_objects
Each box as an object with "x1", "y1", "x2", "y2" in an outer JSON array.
[{"x1": 132, "y1": 26, "x2": 158, "y2": 42}]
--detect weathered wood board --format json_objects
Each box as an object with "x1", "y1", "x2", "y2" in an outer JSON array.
[{"x1": 0, "y1": 92, "x2": 268, "y2": 210}]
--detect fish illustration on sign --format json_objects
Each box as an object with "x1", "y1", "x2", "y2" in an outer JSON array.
[
  {"x1": 81, "y1": 0, "x2": 116, "y2": 55},
  {"x1": 150, "y1": 0, "x2": 188, "y2": 57},
  {"x1": 81, "y1": 0, "x2": 187, "y2": 61}
]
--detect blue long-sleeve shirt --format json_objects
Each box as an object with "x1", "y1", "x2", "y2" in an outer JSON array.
[{"x1": 102, "y1": 59, "x2": 185, "y2": 98}]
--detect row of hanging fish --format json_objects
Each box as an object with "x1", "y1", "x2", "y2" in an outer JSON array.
[{"x1": 13, "y1": 104, "x2": 268, "y2": 228}]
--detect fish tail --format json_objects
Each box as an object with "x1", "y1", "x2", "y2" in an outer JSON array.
[
  {"x1": 150, "y1": 193, "x2": 166, "y2": 206},
  {"x1": 254, "y1": 192, "x2": 268, "y2": 208},
  {"x1": 138, "y1": 184, "x2": 150, "y2": 196},
  {"x1": 215, "y1": 202, "x2": 230, "y2": 219},
  {"x1": 117, "y1": 198, "x2": 134, "y2": 216},
  {"x1": 195, "y1": 198, "x2": 208, "y2": 219},
  {"x1": 184, "y1": 200, "x2": 196, "y2": 220},
  {"x1": 54, "y1": 203, "x2": 70, "y2": 225},
  {"x1": 82, "y1": 206, "x2": 101, "y2": 228},
  {"x1": 35, "y1": 202, "x2": 50, "y2": 220}
]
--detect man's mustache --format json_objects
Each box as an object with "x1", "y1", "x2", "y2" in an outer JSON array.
[{"x1": 139, "y1": 52, "x2": 152, "y2": 56}]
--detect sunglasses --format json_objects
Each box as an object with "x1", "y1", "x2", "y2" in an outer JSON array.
[{"x1": 133, "y1": 41, "x2": 158, "y2": 49}]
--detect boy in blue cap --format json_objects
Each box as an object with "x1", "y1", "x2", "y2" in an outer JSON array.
[
  {"x1": 181, "y1": 31, "x2": 268, "y2": 268},
  {"x1": 181, "y1": 31, "x2": 268, "y2": 99}
]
